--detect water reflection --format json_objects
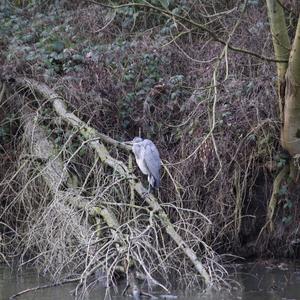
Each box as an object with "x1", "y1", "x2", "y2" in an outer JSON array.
[
  {"x1": 1, "y1": 261, "x2": 300, "y2": 300},
  {"x1": 0, "y1": 264, "x2": 107, "y2": 300},
  {"x1": 234, "y1": 262, "x2": 299, "y2": 300}
]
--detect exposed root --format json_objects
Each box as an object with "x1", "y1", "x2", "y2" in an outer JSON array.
[{"x1": 267, "y1": 164, "x2": 289, "y2": 232}]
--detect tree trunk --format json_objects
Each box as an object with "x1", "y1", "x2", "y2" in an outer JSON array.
[
  {"x1": 265, "y1": 4, "x2": 300, "y2": 230},
  {"x1": 281, "y1": 16, "x2": 300, "y2": 156},
  {"x1": 266, "y1": 0, "x2": 290, "y2": 121}
]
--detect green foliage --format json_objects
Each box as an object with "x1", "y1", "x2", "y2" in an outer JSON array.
[
  {"x1": 279, "y1": 187, "x2": 293, "y2": 227},
  {"x1": 248, "y1": 0, "x2": 259, "y2": 6},
  {"x1": 282, "y1": 215, "x2": 292, "y2": 225},
  {"x1": 0, "y1": 112, "x2": 15, "y2": 147},
  {"x1": 283, "y1": 199, "x2": 292, "y2": 210},
  {"x1": 274, "y1": 153, "x2": 289, "y2": 168},
  {"x1": 0, "y1": 125, "x2": 10, "y2": 144},
  {"x1": 107, "y1": 40, "x2": 188, "y2": 129},
  {"x1": 105, "y1": 42, "x2": 167, "y2": 128},
  {"x1": 0, "y1": 10, "x2": 86, "y2": 75},
  {"x1": 0, "y1": 3, "x2": 191, "y2": 133},
  {"x1": 112, "y1": 0, "x2": 180, "y2": 31},
  {"x1": 278, "y1": 184, "x2": 288, "y2": 196}
]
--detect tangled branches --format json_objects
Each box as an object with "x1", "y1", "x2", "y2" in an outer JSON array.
[{"x1": 0, "y1": 79, "x2": 227, "y2": 298}]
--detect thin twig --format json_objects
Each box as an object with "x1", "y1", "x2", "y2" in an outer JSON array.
[
  {"x1": 9, "y1": 278, "x2": 80, "y2": 299},
  {"x1": 88, "y1": 0, "x2": 287, "y2": 63}
]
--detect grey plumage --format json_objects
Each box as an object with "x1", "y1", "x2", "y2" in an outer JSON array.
[{"x1": 131, "y1": 137, "x2": 161, "y2": 190}]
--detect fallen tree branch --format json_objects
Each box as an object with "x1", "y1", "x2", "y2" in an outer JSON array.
[
  {"x1": 14, "y1": 77, "x2": 212, "y2": 286},
  {"x1": 21, "y1": 106, "x2": 69, "y2": 190},
  {"x1": 20, "y1": 105, "x2": 143, "y2": 298}
]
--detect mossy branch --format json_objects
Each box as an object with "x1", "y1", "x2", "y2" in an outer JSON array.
[{"x1": 21, "y1": 106, "x2": 121, "y2": 233}]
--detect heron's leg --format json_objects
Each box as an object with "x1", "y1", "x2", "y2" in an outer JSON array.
[
  {"x1": 140, "y1": 180, "x2": 151, "y2": 198},
  {"x1": 141, "y1": 184, "x2": 150, "y2": 198}
]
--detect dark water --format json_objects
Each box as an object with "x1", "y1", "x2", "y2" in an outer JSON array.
[{"x1": 1, "y1": 262, "x2": 300, "y2": 300}]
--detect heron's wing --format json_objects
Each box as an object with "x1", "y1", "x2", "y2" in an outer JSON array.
[
  {"x1": 132, "y1": 143, "x2": 148, "y2": 174},
  {"x1": 143, "y1": 140, "x2": 161, "y2": 186}
]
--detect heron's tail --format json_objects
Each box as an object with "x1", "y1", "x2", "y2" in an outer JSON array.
[{"x1": 149, "y1": 175, "x2": 160, "y2": 189}]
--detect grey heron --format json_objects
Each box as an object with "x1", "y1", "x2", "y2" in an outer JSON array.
[{"x1": 130, "y1": 137, "x2": 161, "y2": 192}]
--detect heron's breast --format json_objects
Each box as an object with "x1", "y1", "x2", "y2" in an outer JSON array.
[{"x1": 136, "y1": 158, "x2": 149, "y2": 175}]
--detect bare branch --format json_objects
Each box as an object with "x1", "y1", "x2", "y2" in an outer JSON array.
[{"x1": 89, "y1": 0, "x2": 287, "y2": 63}]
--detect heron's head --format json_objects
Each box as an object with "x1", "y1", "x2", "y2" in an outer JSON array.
[
  {"x1": 124, "y1": 137, "x2": 143, "y2": 147},
  {"x1": 132, "y1": 137, "x2": 143, "y2": 144}
]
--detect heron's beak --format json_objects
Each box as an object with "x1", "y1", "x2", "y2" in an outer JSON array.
[{"x1": 124, "y1": 141, "x2": 134, "y2": 145}]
